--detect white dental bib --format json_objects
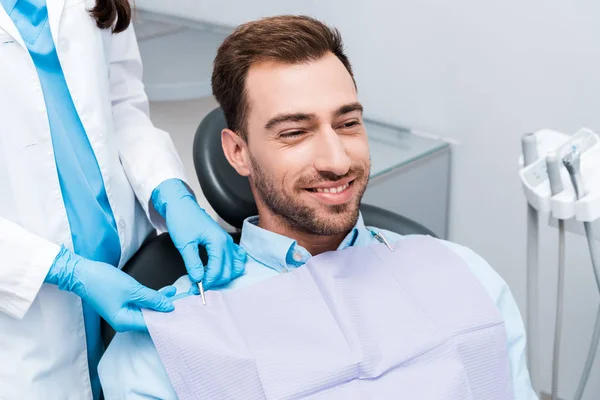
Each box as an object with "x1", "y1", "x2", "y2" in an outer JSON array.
[{"x1": 144, "y1": 236, "x2": 514, "y2": 400}]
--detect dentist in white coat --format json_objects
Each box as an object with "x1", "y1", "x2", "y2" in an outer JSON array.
[{"x1": 0, "y1": 0, "x2": 246, "y2": 398}]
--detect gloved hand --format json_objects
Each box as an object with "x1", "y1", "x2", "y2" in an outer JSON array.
[
  {"x1": 45, "y1": 246, "x2": 176, "y2": 332},
  {"x1": 151, "y1": 179, "x2": 246, "y2": 289}
]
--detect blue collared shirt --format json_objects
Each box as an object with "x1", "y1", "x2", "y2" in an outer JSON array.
[{"x1": 98, "y1": 215, "x2": 536, "y2": 399}]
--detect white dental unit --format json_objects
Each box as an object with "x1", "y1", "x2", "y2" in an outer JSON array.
[{"x1": 519, "y1": 128, "x2": 600, "y2": 400}]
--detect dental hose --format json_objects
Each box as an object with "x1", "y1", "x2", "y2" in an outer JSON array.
[
  {"x1": 574, "y1": 304, "x2": 600, "y2": 400},
  {"x1": 546, "y1": 154, "x2": 565, "y2": 400},
  {"x1": 522, "y1": 133, "x2": 540, "y2": 391},
  {"x1": 573, "y1": 219, "x2": 600, "y2": 400},
  {"x1": 583, "y1": 221, "x2": 600, "y2": 295},
  {"x1": 563, "y1": 148, "x2": 600, "y2": 400},
  {"x1": 551, "y1": 219, "x2": 565, "y2": 400}
]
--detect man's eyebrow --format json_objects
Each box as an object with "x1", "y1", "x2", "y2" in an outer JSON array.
[
  {"x1": 334, "y1": 102, "x2": 363, "y2": 118},
  {"x1": 263, "y1": 103, "x2": 363, "y2": 130},
  {"x1": 264, "y1": 113, "x2": 316, "y2": 130}
]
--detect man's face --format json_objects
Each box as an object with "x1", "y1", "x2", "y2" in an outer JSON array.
[{"x1": 230, "y1": 53, "x2": 370, "y2": 236}]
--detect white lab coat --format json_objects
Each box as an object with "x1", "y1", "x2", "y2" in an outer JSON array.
[{"x1": 0, "y1": 0, "x2": 188, "y2": 398}]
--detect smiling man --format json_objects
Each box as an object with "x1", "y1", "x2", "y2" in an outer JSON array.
[
  {"x1": 98, "y1": 15, "x2": 536, "y2": 399},
  {"x1": 225, "y1": 53, "x2": 371, "y2": 256}
]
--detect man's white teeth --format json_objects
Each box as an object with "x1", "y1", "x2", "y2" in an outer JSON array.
[{"x1": 314, "y1": 183, "x2": 349, "y2": 194}]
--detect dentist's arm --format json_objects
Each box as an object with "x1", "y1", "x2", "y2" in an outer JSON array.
[
  {"x1": 45, "y1": 246, "x2": 176, "y2": 332},
  {"x1": 103, "y1": 26, "x2": 245, "y2": 288},
  {"x1": 0, "y1": 216, "x2": 174, "y2": 332}
]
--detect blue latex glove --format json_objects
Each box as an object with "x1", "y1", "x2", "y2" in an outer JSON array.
[
  {"x1": 46, "y1": 246, "x2": 176, "y2": 332},
  {"x1": 151, "y1": 179, "x2": 246, "y2": 289}
]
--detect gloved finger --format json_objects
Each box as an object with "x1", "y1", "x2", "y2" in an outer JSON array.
[
  {"x1": 233, "y1": 245, "x2": 248, "y2": 276},
  {"x1": 224, "y1": 246, "x2": 244, "y2": 281},
  {"x1": 232, "y1": 246, "x2": 246, "y2": 278},
  {"x1": 180, "y1": 242, "x2": 205, "y2": 283},
  {"x1": 203, "y1": 243, "x2": 225, "y2": 289},
  {"x1": 111, "y1": 307, "x2": 148, "y2": 333},
  {"x1": 130, "y1": 286, "x2": 175, "y2": 313},
  {"x1": 235, "y1": 245, "x2": 247, "y2": 263},
  {"x1": 159, "y1": 285, "x2": 177, "y2": 298},
  {"x1": 187, "y1": 284, "x2": 200, "y2": 296},
  {"x1": 213, "y1": 240, "x2": 236, "y2": 287},
  {"x1": 213, "y1": 249, "x2": 233, "y2": 287}
]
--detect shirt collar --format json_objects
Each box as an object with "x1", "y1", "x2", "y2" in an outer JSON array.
[{"x1": 239, "y1": 213, "x2": 372, "y2": 272}]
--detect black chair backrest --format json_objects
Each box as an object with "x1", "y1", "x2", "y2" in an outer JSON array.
[
  {"x1": 193, "y1": 107, "x2": 256, "y2": 229},
  {"x1": 359, "y1": 203, "x2": 436, "y2": 237}
]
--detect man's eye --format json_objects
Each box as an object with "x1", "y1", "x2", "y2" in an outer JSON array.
[
  {"x1": 340, "y1": 121, "x2": 360, "y2": 129},
  {"x1": 280, "y1": 131, "x2": 304, "y2": 138}
]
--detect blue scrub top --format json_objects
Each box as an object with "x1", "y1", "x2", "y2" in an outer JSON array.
[{"x1": 1, "y1": 1, "x2": 121, "y2": 398}]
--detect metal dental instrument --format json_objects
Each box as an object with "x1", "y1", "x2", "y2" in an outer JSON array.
[
  {"x1": 198, "y1": 281, "x2": 206, "y2": 305},
  {"x1": 371, "y1": 230, "x2": 394, "y2": 251}
]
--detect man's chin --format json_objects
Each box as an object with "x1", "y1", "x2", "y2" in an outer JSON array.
[{"x1": 306, "y1": 208, "x2": 361, "y2": 236}]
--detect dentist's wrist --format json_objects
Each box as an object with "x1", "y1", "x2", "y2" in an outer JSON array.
[
  {"x1": 151, "y1": 178, "x2": 195, "y2": 218},
  {"x1": 45, "y1": 246, "x2": 92, "y2": 298},
  {"x1": 45, "y1": 245, "x2": 78, "y2": 289}
]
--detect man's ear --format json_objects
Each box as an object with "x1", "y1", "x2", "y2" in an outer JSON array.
[{"x1": 221, "y1": 128, "x2": 250, "y2": 176}]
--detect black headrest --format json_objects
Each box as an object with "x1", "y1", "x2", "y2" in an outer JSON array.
[{"x1": 193, "y1": 107, "x2": 257, "y2": 229}]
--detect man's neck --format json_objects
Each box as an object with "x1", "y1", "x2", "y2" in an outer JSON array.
[{"x1": 257, "y1": 215, "x2": 349, "y2": 256}]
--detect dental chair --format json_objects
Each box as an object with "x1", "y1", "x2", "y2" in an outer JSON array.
[{"x1": 101, "y1": 107, "x2": 436, "y2": 347}]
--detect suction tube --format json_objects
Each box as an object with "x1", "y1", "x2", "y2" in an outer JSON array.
[
  {"x1": 563, "y1": 148, "x2": 600, "y2": 400},
  {"x1": 522, "y1": 133, "x2": 540, "y2": 391},
  {"x1": 546, "y1": 153, "x2": 565, "y2": 400}
]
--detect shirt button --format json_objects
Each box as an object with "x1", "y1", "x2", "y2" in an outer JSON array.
[
  {"x1": 293, "y1": 252, "x2": 303, "y2": 262},
  {"x1": 118, "y1": 219, "x2": 126, "y2": 230}
]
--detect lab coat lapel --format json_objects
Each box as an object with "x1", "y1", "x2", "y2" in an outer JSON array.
[
  {"x1": 0, "y1": 4, "x2": 26, "y2": 48},
  {"x1": 46, "y1": 0, "x2": 65, "y2": 45}
]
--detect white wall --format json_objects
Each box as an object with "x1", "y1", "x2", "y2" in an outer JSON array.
[
  {"x1": 147, "y1": 1, "x2": 600, "y2": 397},
  {"x1": 313, "y1": 1, "x2": 600, "y2": 398},
  {"x1": 148, "y1": 97, "x2": 219, "y2": 219}
]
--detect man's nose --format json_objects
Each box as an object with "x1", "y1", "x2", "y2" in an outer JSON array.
[{"x1": 312, "y1": 128, "x2": 352, "y2": 176}]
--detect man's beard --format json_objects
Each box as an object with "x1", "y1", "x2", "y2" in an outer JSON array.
[{"x1": 249, "y1": 155, "x2": 369, "y2": 236}]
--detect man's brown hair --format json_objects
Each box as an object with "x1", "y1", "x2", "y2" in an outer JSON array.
[{"x1": 211, "y1": 15, "x2": 355, "y2": 140}]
